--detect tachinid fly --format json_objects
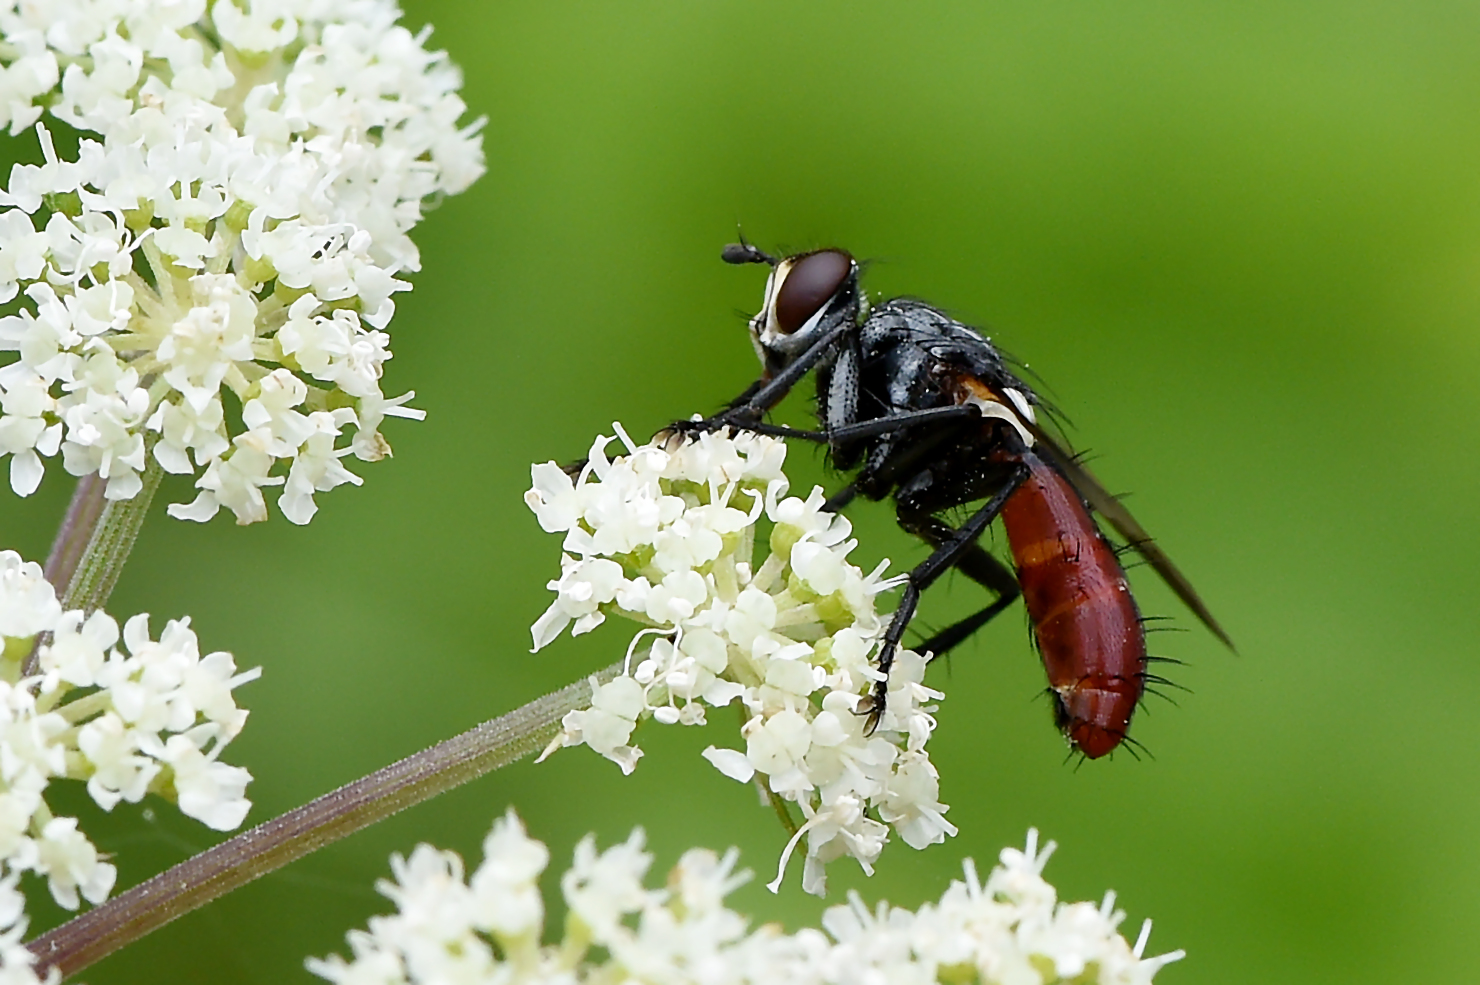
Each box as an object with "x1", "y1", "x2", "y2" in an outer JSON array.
[{"x1": 678, "y1": 243, "x2": 1232, "y2": 759}]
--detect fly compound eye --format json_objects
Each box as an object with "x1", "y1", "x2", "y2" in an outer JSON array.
[{"x1": 773, "y1": 249, "x2": 852, "y2": 335}]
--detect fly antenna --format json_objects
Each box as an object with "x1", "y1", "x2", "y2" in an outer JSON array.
[{"x1": 722, "y1": 230, "x2": 777, "y2": 266}]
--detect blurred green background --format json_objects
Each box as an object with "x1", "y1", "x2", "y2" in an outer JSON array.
[{"x1": 4, "y1": 0, "x2": 1479, "y2": 981}]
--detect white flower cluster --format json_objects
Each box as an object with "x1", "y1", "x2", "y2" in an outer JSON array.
[
  {"x1": 0, "y1": 0, "x2": 485, "y2": 523},
  {"x1": 526, "y1": 426, "x2": 950, "y2": 896},
  {"x1": 309, "y1": 811, "x2": 1185, "y2": 985},
  {"x1": 0, "y1": 549, "x2": 257, "y2": 977}
]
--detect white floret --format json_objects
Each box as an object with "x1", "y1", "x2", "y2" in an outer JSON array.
[
  {"x1": 527, "y1": 426, "x2": 950, "y2": 895},
  {"x1": 0, "y1": 0, "x2": 485, "y2": 523},
  {"x1": 312, "y1": 815, "x2": 1186, "y2": 985},
  {"x1": 0, "y1": 547, "x2": 264, "y2": 952}
]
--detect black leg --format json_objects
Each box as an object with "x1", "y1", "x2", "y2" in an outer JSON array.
[
  {"x1": 720, "y1": 377, "x2": 767, "y2": 414},
  {"x1": 710, "y1": 404, "x2": 981, "y2": 445},
  {"x1": 915, "y1": 590, "x2": 1018, "y2": 656},
  {"x1": 723, "y1": 321, "x2": 855, "y2": 421},
  {"x1": 848, "y1": 420, "x2": 975, "y2": 503},
  {"x1": 898, "y1": 513, "x2": 1021, "y2": 658},
  {"x1": 664, "y1": 323, "x2": 854, "y2": 444},
  {"x1": 869, "y1": 463, "x2": 1029, "y2": 724},
  {"x1": 825, "y1": 408, "x2": 989, "y2": 512},
  {"x1": 823, "y1": 481, "x2": 859, "y2": 512}
]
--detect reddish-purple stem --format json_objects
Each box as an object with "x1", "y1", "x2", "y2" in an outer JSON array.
[
  {"x1": 22, "y1": 475, "x2": 108, "y2": 676},
  {"x1": 26, "y1": 665, "x2": 614, "y2": 980}
]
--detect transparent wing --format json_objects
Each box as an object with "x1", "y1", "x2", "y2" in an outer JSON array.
[{"x1": 1027, "y1": 422, "x2": 1235, "y2": 649}]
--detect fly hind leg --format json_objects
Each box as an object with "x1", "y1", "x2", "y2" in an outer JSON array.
[
  {"x1": 899, "y1": 512, "x2": 1021, "y2": 658},
  {"x1": 869, "y1": 465, "x2": 1028, "y2": 727}
]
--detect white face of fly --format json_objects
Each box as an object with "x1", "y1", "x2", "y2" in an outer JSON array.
[
  {"x1": 747, "y1": 262, "x2": 782, "y2": 343},
  {"x1": 745, "y1": 264, "x2": 779, "y2": 370}
]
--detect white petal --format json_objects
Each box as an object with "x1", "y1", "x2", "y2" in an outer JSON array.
[
  {"x1": 701, "y1": 746, "x2": 754, "y2": 782},
  {"x1": 167, "y1": 492, "x2": 220, "y2": 523},
  {"x1": 530, "y1": 601, "x2": 571, "y2": 652},
  {"x1": 9, "y1": 450, "x2": 42, "y2": 495}
]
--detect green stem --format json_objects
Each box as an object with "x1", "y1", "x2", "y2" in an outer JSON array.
[
  {"x1": 25, "y1": 458, "x2": 165, "y2": 676},
  {"x1": 40, "y1": 475, "x2": 107, "y2": 600},
  {"x1": 766, "y1": 784, "x2": 799, "y2": 837},
  {"x1": 59, "y1": 458, "x2": 165, "y2": 615},
  {"x1": 26, "y1": 662, "x2": 622, "y2": 981}
]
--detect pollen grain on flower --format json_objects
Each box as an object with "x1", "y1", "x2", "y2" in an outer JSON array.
[
  {"x1": 308, "y1": 810, "x2": 1186, "y2": 985},
  {"x1": 524, "y1": 425, "x2": 951, "y2": 896},
  {"x1": 0, "y1": 550, "x2": 260, "y2": 981},
  {"x1": 0, "y1": 0, "x2": 486, "y2": 523}
]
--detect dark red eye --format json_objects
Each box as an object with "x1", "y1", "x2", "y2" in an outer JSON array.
[{"x1": 774, "y1": 250, "x2": 852, "y2": 335}]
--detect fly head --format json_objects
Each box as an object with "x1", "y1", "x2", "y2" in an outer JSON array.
[{"x1": 728, "y1": 246, "x2": 861, "y2": 378}]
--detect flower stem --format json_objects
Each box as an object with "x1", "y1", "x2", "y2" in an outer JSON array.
[
  {"x1": 40, "y1": 474, "x2": 107, "y2": 596},
  {"x1": 57, "y1": 458, "x2": 165, "y2": 615},
  {"x1": 766, "y1": 784, "x2": 799, "y2": 837},
  {"x1": 24, "y1": 459, "x2": 165, "y2": 676},
  {"x1": 26, "y1": 663, "x2": 621, "y2": 980}
]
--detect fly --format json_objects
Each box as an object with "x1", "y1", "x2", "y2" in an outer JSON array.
[{"x1": 679, "y1": 242, "x2": 1233, "y2": 759}]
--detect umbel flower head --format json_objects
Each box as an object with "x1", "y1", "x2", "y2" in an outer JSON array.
[
  {"x1": 0, "y1": 550, "x2": 258, "y2": 982},
  {"x1": 0, "y1": 0, "x2": 485, "y2": 523},
  {"x1": 309, "y1": 810, "x2": 1185, "y2": 985},
  {"x1": 526, "y1": 426, "x2": 952, "y2": 896}
]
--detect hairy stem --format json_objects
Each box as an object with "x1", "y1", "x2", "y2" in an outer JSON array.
[
  {"x1": 27, "y1": 663, "x2": 620, "y2": 980},
  {"x1": 40, "y1": 475, "x2": 107, "y2": 596},
  {"x1": 58, "y1": 458, "x2": 165, "y2": 615},
  {"x1": 25, "y1": 459, "x2": 165, "y2": 676}
]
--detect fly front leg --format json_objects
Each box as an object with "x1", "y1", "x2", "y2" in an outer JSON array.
[
  {"x1": 868, "y1": 463, "x2": 1029, "y2": 728},
  {"x1": 706, "y1": 404, "x2": 982, "y2": 445},
  {"x1": 670, "y1": 320, "x2": 856, "y2": 441}
]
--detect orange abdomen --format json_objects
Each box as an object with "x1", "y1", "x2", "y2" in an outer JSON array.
[{"x1": 1001, "y1": 455, "x2": 1146, "y2": 758}]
